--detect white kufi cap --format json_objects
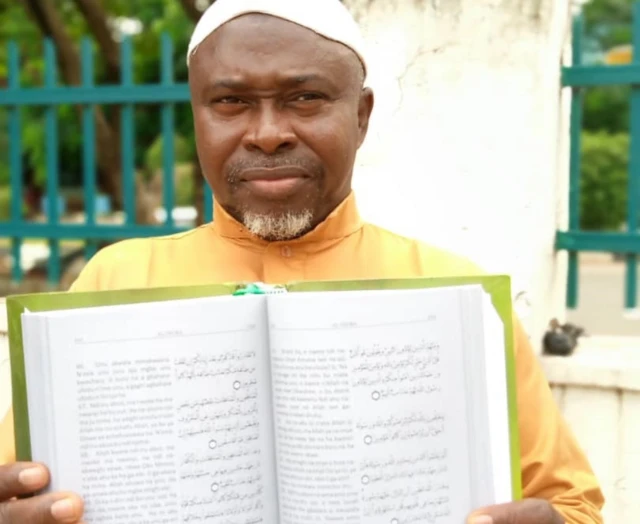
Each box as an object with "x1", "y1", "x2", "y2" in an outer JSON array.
[{"x1": 187, "y1": 0, "x2": 367, "y2": 79}]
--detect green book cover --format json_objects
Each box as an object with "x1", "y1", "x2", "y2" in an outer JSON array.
[{"x1": 7, "y1": 275, "x2": 521, "y2": 502}]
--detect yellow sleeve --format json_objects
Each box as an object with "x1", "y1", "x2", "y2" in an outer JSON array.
[
  {"x1": 514, "y1": 316, "x2": 605, "y2": 523},
  {"x1": 68, "y1": 250, "x2": 103, "y2": 293},
  {"x1": 68, "y1": 239, "x2": 154, "y2": 293},
  {"x1": 0, "y1": 406, "x2": 15, "y2": 465}
]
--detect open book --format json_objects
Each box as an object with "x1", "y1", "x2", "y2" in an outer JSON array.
[{"x1": 7, "y1": 276, "x2": 521, "y2": 524}]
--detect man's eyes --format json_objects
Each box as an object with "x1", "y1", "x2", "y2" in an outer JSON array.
[
  {"x1": 213, "y1": 93, "x2": 324, "y2": 102},
  {"x1": 293, "y1": 93, "x2": 323, "y2": 102},
  {"x1": 216, "y1": 96, "x2": 244, "y2": 104}
]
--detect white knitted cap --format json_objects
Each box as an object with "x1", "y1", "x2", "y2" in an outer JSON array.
[{"x1": 187, "y1": 0, "x2": 367, "y2": 79}]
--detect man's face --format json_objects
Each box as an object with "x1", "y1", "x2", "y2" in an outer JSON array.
[{"x1": 188, "y1": 14, "x2": 374, "y2": 240}]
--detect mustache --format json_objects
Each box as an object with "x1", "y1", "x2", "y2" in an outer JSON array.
[{"x1": 226, "y1": 156, "x2": 324, "y2": 182}]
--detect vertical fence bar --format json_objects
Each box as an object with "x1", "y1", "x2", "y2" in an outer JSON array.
[
  {"x1": 81, "y1": 38, "x2": 98, "y2": 260},
  {"x1": 625, "y1": 3, "x2": 640, "y2": 310},
  {"x1": 204, "y1": 183, "x2": 213, "y2": 222},
  {"x1": 44, "y1": 39, "x2": 61, "y2": 285},
  {"x1": 567, "y1": 14, "x2": 584, "y2": 309},
  {"x1": 7, "y1": 41, "x2": 23, "y2": 283},
  {"x1": 120, "y1": 37, "x2": 136, "y2": 226},
  {"x1": 161, "y1": 34, "x2": 175, "y2": 227}
]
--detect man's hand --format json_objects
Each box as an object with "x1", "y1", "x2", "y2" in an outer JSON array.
[
  {"x1": 0, "y1": 463, "x2": 84, "y2": 523},
  {"x1": 467, "y1": 499, "x2": 565, "y2": 524}
]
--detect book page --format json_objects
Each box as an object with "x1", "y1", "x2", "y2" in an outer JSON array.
[
  {"x1": 267, "y1": 286, "x2": 497, "y2": 524},
  {"x1": 480, "y1": 291, "x2": 512, "y2": 502},
  {"x1": 30, "y1": 295, "x2": 277, "y2": 524}
]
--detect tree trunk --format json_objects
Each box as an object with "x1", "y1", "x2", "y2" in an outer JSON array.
[
  {"x1": 21, "y1": 0, "x2": 124, "y2": 210},
  {"x1": 70, "y1": 0, "x2": 125, "y2": 216},
  {"x1": 179, "y1": 0, "x2": 204, "y2": 23},
  {"x1": 21, "y1": 0, "x2": 165, "y2": 225},
  {"x1": 71, "y1": 0, "x2": 120, "y2": 82}
]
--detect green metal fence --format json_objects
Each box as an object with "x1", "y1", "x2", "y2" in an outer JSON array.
[
  {"x1": 557, "y1": 6, "x2": 640, "y2": 310},
  {"x1": 0, "y1": 34, "x2": 212, "y2": 285}
]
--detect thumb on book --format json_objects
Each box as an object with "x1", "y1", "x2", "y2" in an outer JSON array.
[{"x1": 467, "y1": 499, "x2": 564, "y2": 524}]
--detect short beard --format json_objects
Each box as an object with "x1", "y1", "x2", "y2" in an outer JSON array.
[{"x1": 242, "y1": 209, "x2": 314, "y2": 241}]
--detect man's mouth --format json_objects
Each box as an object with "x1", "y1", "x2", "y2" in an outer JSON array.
[{"x1": 239, "y1": 167, "x2": 310, "y2": 198}]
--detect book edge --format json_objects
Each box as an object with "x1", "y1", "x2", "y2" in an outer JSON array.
[{"x1": 7, "y1": 297, "x2": 31, "y2": 461}]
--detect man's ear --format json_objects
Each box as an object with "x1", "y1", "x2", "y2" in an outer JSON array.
[{"x1": 357, "y1": 87, "x2": 374, "y2": 148}]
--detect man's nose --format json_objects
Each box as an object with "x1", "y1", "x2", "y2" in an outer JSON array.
[{"x1": 242, "y1": 103, "x2": 297, "y2": 154}]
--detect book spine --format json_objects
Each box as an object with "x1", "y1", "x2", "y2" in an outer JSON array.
[{"x1": 232, "y1": 282, "x2": 287, "y2": 296}]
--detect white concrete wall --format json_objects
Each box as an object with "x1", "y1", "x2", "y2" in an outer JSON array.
[
  {"x1": 346, "y1": 0, "x2": 573, "y2": 346},
  {"x1": 541, "y1": 337, "x2": 640, "y2": 524}
]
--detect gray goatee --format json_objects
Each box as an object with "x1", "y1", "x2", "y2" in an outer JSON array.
[{"x1": 242, "y1": 210, "x2": 313, "y2": 241}]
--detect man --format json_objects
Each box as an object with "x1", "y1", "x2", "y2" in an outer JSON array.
[{"x1": 0, "y1": 0, "x2": 604, "y2": 523}]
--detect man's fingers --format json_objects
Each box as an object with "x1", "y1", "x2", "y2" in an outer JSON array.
[
  {"x1": 468, "y1": 516, "x2": 493, "y2": 524},
  {"x1": 0, "y1": 463, "x2": 84, "y2": 523},
  {"x1": 0, "y1": 491, "x2": 84, "y2": 524},
  {"x1": 467, "y1": 499, "x2": 564, "y2": 524},
  {"x1": 0, "y1": 463, "x2": 50, "y2": 501}
]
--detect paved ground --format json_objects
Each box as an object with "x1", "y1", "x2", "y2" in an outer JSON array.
[{"x1": 566, "y1": 257, "x2": 640, "y2": 336}]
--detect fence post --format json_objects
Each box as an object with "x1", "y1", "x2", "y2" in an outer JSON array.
[
  {"x1": 567, "y1": 13, "x2": 584, "y2": 309},
  {"x1": 161, "y1": 33, "x2": 176, "y2": 228},
  {"x1": 43, "y1": 39, "x2": 61, "y2": 285},
  {"x1": 81, "y1": 38, "x2": 98, "y2": 261},
  {"x1": 120, "y1": 37, "x2": 136, "y2": 227},
  {"x1": 626, "y1": 3, "x2": 640, "y2": 310},
  {"x1": 7, "y1": 41, "x2": 23, "y2": 284}
]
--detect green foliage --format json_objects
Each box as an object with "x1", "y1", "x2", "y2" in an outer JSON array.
[
  {"x1": 581, "y1": 0, "x2": 633, "y2": 135},
  {"x1": 580, "y1": 131, "x2": 629, "y2": 231},
  {"x1": 583, "y1": 86, "x2": 630, "y2": 134},
  {"x1": 144, "y1": 134, "x2": 193, "y2": 173},
  {"x1": 16, "y1": 105, "x2": 82, "y2": 187},
  {"x1": 0, "y1": 0, "x2": 198, "y2": 194},
  {"x1": 583, "y1": 0, "x2": 633, "y2": 52},
  {"x1": 576, "y1": 2, "x2": 634, "y2": 235},
  {"x1": 0, "y1": 186, "x2": 9, "y2": 221},
  {"x1": 0, "y1": 109, "x2": 7, "y2": 186},
  {"x1": 175, "y1": 164, "x2": 195, "y2": 207}
]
